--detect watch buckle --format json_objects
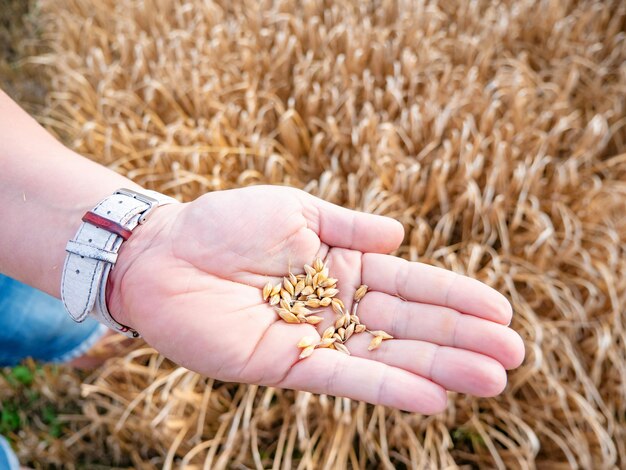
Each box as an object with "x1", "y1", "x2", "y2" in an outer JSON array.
[{"x1": 114, "y1": 188, "x2": 160, "y2": 224}]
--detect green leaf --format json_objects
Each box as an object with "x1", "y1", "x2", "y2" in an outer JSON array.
[
  {"x1": 0, "y1": 403, "x2": 21, "y2": 433},
  {"x1": 10, "y1": 365, "x2": 34, "y2": 386}
]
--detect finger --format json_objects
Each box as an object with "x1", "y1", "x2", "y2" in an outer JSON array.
[
  {"x1": 362, "y1": 253, "x2": 513, "y2": 324},
  {"x1": 343, "y1": 334, "x2": 508, "y2": 397},
  {"x1": 277, "y1": 349, "x2": 448, "y2": 414},
  {"x1": 357, "y1": 292, "x2": 525, "y2": 369},
  {"x1": 298, "y1": 193, "x2": 404, "y2": 253}
]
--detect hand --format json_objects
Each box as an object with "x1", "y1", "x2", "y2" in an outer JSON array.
[{"x1": 107, "y1": 185, "x2": 524, "y2": 414}]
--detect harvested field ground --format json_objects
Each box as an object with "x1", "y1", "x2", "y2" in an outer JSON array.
[{"x1": 1, "y1": 0, "x2": 625, "y2": 468}]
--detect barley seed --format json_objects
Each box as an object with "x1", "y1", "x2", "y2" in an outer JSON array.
[
  {"x1": 299, "y1": 346, "x2": 315, "y2": 359},
  {"x1": 306, "y1": 315, "x2": 323, "y2": 325},
  {"x1": 354, "y1": 284, "x2": 368, "y2": 302},
  {"x1": 368, "y1": 335, "x2": 384, "y2": 351},
  {"x1": 297, "y1": 336, "x2": 316, "y2": 348}
]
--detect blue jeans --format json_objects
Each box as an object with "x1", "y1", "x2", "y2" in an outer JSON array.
[{"x1": 0, "y1": 273, "x2": 107, "y2": 468}]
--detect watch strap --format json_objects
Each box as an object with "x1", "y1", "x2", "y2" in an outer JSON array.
[{"x1": 61, "y1": 188, "x2": 179, "y2": 337}]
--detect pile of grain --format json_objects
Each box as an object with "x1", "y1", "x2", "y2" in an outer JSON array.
[{"x1": 7, "y1": 0, "x2": 626, "y2": 467}]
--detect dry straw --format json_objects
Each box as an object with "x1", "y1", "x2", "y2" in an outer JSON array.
[{"x1": 3, "y1": 0, "x2": 626, "y2": 468}]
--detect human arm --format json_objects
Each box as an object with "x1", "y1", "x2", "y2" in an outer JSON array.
[{"x1": 0, "y1": 89, "x2": 525, "y2": 413}]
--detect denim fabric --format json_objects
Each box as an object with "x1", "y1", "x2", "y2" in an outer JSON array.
[
  {"x1": 0, "y1": 435, "x2": 19, "y2": 470},
  {"x1": 0, "y1": 273, "x2": 107, "y2": 367}
]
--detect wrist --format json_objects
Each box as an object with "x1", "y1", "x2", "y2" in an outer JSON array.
[{"x1": 104, "y1": 202, "x2": 181, "y2": 329}]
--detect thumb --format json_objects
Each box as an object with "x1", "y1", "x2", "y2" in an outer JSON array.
[{"x1": 299, "y1": 192, "x2": 405, "y2": 253}]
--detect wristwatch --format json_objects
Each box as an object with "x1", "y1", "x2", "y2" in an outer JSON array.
[{"x1": 61, "y1": 188, "x2": 180, "y2": 338}]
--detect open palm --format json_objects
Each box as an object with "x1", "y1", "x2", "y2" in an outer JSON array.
[{"x1": 107, "y1": 185, "x2": 524, "y2": 414}]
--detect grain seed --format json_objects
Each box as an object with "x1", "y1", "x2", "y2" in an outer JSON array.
[
  {"x1": 321, "y1": 288, "x2": 339, "y2": 298},
  {"x1": 317, "y1": 338, "x2": 336, "y2": 348},
  {"x1": 368, "y1": 335, "x2": 383, "y2": 351},
  {"x1": 262, "y1": 282, "x2": 273, "y2": 301},
  {"x1": 304, "y1": 264, "x2": 316, "y2": 276},
  {"x1": 313, "y1": 258, "x2": 324, "y2": 271},
  {"x1": 294, "y1": 280, "x2": 305, "y2": 296},
  {"x1": 291, "y1": 303, "x2": 311, "y2": 315},
  {"x1": 334, "y1": 343, "x2": 351, "y2": 355},
  {"x1": 277, "y1": 308, "x2": 299, "y2": 324},
  {"x1": 299, "y1": 346, "x2": 315, "y2": 359},
  {"x1": 297, "y1": 336, "x2": 316, "y2": 348},
  {"x1": 305, "y1": 298, "x2": 321, "y2": 308},
  {"x1": 354, "y1": 284, "x2": 369, "y2": 302},
  {"x1": 322, "y1": 326, "x2": 335, "y2": 339},
  {"x1": 283, "y1": 277, "x2": 295, "y2": 296},
  {"x1": 344, "y1": 323, "x2": 355, "y2": 340},
  {"x1": 369, "y1": 330, "x2": 393, "y2": 339},
  {"x1": 280, "y1": 289, "x2": 292, "y2": 304}
]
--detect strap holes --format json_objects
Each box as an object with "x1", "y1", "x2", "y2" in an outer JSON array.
[
  {"x1": 119, "y1": 200, "x2": 123, "y2": 203},
  {"x1": 88, "y1": 238, "x2": 92, "y2": 242},
  {"x1": 80, "y1": 256, "x2": 84, "y2": 259},
  {"x1": 75, "y1": 269, "x2": 80, "y2": 274},
  {"x1": 107, "y1": 210, "x2": 111, "y2": 214}
]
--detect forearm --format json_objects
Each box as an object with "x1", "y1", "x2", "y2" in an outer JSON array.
[{"x1": 0, "y1": 89, "x2": 142, "y2": 298}]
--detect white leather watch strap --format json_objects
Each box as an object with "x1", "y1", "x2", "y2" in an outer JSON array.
[{"x1": 61, "y1": 188, "x2": 179, "y2": 338}]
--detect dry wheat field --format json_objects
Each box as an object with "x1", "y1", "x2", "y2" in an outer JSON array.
[{"x1": 1, "y1": 0, "x2": 625, "y2": 468}]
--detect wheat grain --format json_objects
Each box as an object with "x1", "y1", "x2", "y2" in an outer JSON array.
[
  {"x1": 322, "y1": 326, "x2": 335, "y2": 339},
  {"x1": 262, "y1": 282, "x2": 273, "y2": 301},
  {"x1": 262, "y1": 258, "x2": 394, "y2": 359},
  {"x1": 317, "y1": 338, "x2": 336, "y2": 348},
  {"x1": 321, "y1": 288, "x2": 339, "y2": 298},
  {"x1": 368, "y1": 330, "x2": 393, "y2": 340},
  {"x1": 277, "y1": 308, "x2": 300, "y2": 324},
  {"x1": 354, "y1": 284, "x2": 368, "y2": 302},
  {"x1": 313, "y1": 258, "x2": 324, "y2": 271},
  {"x1": 291, "y1": 303, "x2": 310, "y2": 316},
  {"x1": 368, "y1": 335, "x2": 383, "y2": 351},
  {"x1": 297, "y1": 336, "x2": 316, "y2": 348},
  {"x1": 305, "y1": 298, "x2": 321, "y2": 308},
  {"x1": 320, "y1": 278, "x2": 337, "y2": 288},
  {"x1": 294, "y1": 280, "x2": 305, "y2": 296},
  {"x1": 280, "y1": 290, "x2": 292, "y2": 304},
  {"x1": 283, "y1": 277, "x2": 295, "y2": 296},
  {"x1": 344, "y1": 323, "x2": 355, "y2": 341},
  {"x1": 299, "y1": 346, "x2": 315, "y2": 359},
  {"x1": 303, "y1": 264, "x2": 316, "y2": 277}
]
